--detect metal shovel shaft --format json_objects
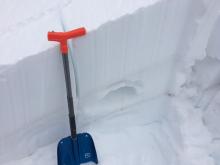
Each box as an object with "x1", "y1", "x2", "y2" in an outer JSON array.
[{"x1": 62, "y1": 53, "x2": 77, "y2": 139}]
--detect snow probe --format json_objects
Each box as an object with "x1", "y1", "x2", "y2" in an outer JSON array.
[{"x1": 48, "y1": 27, "x2": 98, "y2": 165}]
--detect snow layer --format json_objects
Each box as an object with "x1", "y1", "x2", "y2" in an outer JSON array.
[
  {"x1": 0, "y1": 0, "x2": 160, "y2": 65},
  {"x1": 3, "y1": 96, "x2": 181, "y2": 165},
  {"x1": 1, "y1": 0, "x2": 220, "y2": 165}
]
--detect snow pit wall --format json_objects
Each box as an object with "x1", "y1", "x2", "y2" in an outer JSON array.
[
  {"x1": 0, "y1": 0, "x2": 192, "y2": 164},
  {"x1": 185, "y1": 9, "x2": 220, "y2": 165},
  {"x1": 169, "y1": 1, "x2": 220, "y2": 164}
]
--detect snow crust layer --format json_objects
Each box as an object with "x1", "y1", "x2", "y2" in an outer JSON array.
[{"x1": 1, "y1": 0, "x2": 220, "y2": 165}]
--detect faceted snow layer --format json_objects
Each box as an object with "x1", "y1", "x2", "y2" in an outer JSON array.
[{"x1": 1, "y1": 0, "x2": 220, "y2": 165}]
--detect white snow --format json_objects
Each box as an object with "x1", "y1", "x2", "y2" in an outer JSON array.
[
  {"x1": 2, "y1": 96, "x2": 181, "y2": 165},
  {"x1": 1, "y1": 0, "x2": 220, "y2": 165}
]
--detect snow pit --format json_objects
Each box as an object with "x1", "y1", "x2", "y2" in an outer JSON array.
[{"x1": 1, "y1": 0, "x2": 220, "y2": 165}]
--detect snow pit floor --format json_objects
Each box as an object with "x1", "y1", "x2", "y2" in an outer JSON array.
[{"x1": 2, "y1": 95, "x2": 178, "y2": 165}]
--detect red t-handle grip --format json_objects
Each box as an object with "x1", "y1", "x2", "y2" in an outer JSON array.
[{"x1": 48, "y1": 27, "x2": 86, "y2": 54}]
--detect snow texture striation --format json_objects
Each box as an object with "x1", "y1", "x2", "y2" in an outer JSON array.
[{"x1": 1, "y1": 0, "x2": 220, "y2": 165}]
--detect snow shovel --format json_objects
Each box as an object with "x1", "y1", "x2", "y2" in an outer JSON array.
[{"x1": 48, "y1": 27, "x2": 98, "y2": 165}]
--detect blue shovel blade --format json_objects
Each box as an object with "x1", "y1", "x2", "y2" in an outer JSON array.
[{"x1": 57, "y1": 133, "x2": 98, "y2": 165}]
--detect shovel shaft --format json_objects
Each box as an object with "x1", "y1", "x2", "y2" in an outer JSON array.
[
  {"x1": 47, "y1": 28, "x2": 86, "y2": 139},
  {"x1": 48, "y1": 28, "x2": 98, "y2": 165},
  {"x1": 62, "y1": 53, "x2": 77, "y2": 138}
]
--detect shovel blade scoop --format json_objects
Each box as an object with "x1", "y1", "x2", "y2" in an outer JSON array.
[{"x1": 57, "y1": 133, "x2": 98, "y2": 165}]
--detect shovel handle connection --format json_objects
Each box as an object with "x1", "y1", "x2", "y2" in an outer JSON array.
[{"x1": 48, "y1": 27, "x2": 86, "y2": 53}]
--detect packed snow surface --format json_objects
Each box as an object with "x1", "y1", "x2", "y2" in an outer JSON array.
[
  {"x1": 3, "y1": 96, "x2": 181, "y2": 165},
  {"x1": 1, "y1": 0, "x2": 220, "y2": 165}
]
